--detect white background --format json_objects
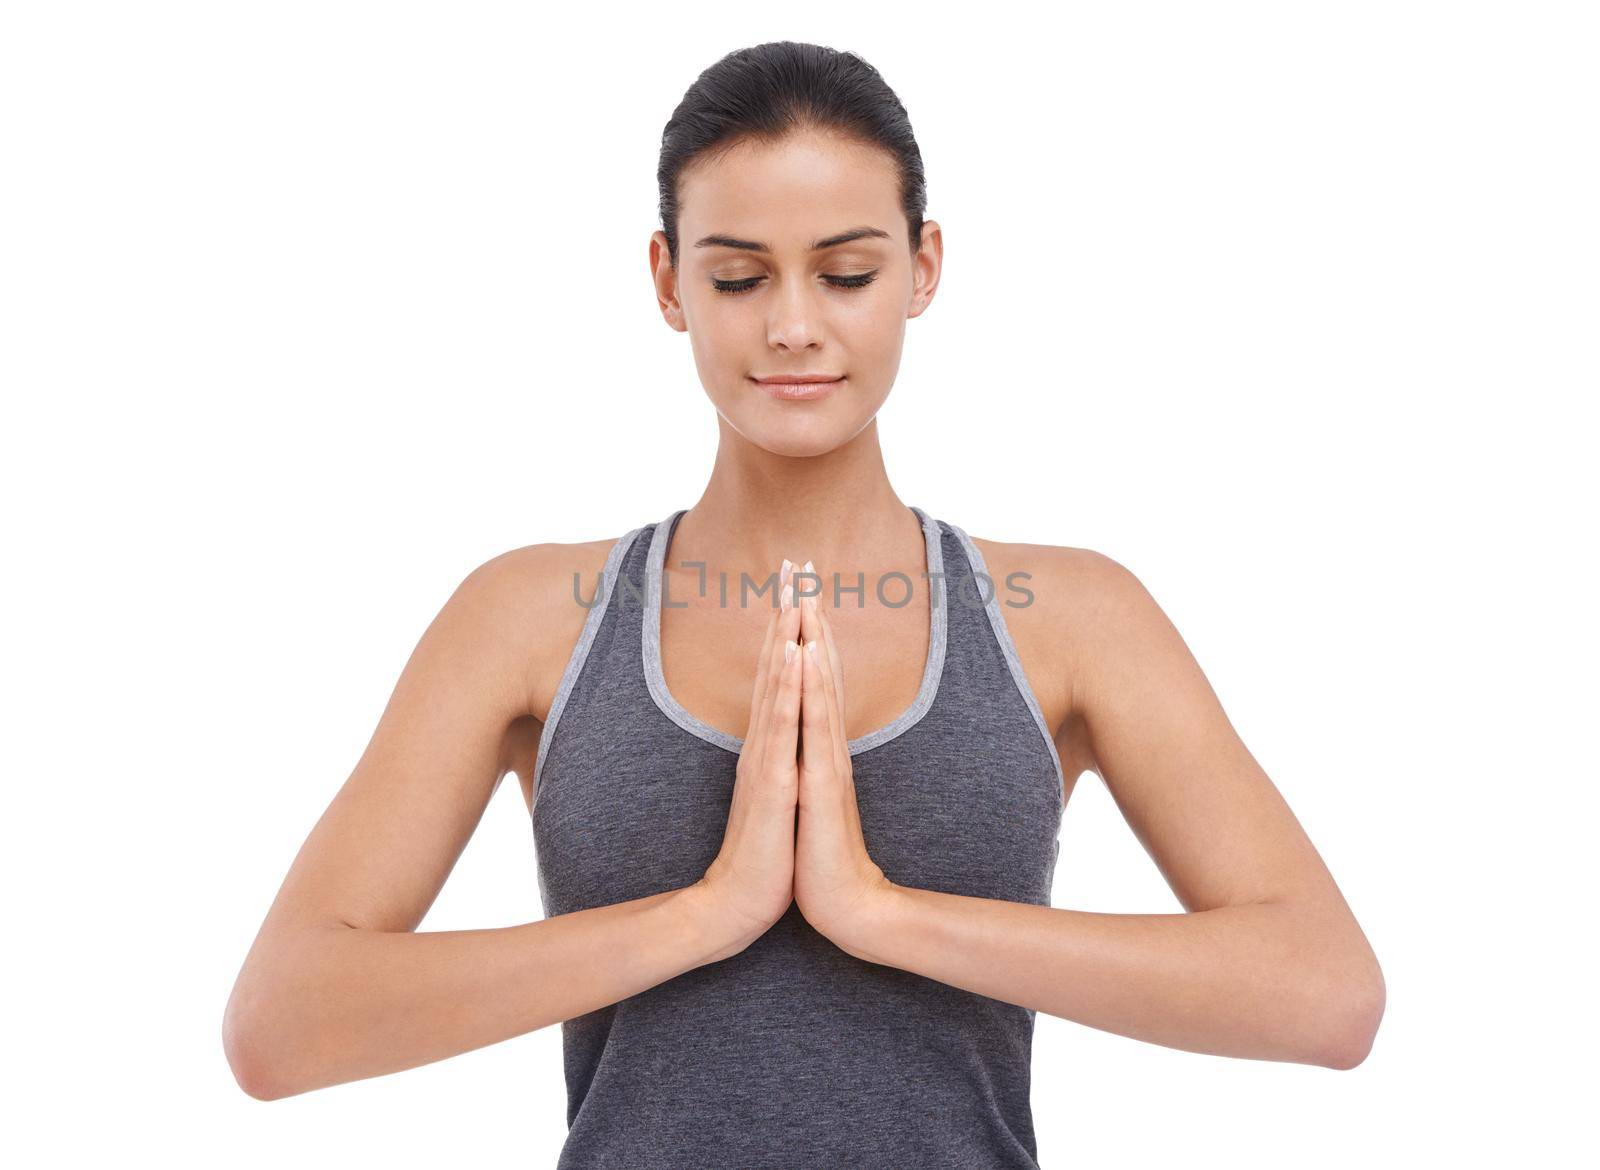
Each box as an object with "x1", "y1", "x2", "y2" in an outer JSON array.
[{"x1": 4, "y1": 2, "x2": 1595, "y2": 1165}]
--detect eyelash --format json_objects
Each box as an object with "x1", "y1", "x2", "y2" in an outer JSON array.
[{"x1": 711, "y1": 272, "x2": 879, "y2": 296}]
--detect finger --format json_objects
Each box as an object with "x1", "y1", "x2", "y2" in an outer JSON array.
[
  {"x1": 745, "y1": 560, "x2": 790, "y2": 744},
  {"x1": 807, "y1": 586, "x2": 859, "y2": 831},
  {"x1": 763, "y1": 636, "x2": 803, "y2": 779},
  {"x1": 809, "y1": 611, "x2": 848, "y2": 781},
  {"x1": 777, "y1": 564, "x2": 804, "y2": 665},
  {"x1": 798, "y1": 631, "x2": 831, "y2": 782},
  {"x1": 753, "y1": 559, "x2": 800, "y2": 749},
  {"x1": 816, "y1": 588, "x2": 846, "y2": 718},
  {"x1": 797, "y1": 566, "x2": 845, "y2": 757},
  {"x1": 813, "y1": 598, "x2": 850, "y2": 773}
]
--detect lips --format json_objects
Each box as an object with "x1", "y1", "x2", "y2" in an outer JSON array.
[
  {"x1": 750, "y1": 374, "x2": 846, "y2": 401},
  {"x1": 750, "y1": 374, "x2": 844, "y2": 384}
]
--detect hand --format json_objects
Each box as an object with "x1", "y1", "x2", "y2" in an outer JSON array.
[
  {"x1": 693, "y1": 560, "x2": 804, "y2": 958},
  {"x1": 792, "y1": 562, "x2": 896, "y2": 953}
]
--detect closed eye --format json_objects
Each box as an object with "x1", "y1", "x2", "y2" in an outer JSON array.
[{"x1": 711, "y1": 272, "x2": 879, "y2": 296}]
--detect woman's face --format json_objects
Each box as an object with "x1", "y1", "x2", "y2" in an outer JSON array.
[{"x1": 652, "y1": 129, "x2": 941, "y2": 457}]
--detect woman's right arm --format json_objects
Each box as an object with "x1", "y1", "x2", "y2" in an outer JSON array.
[{"x1": 221, "y1": 544, "x2": 757, "y2": 1101}]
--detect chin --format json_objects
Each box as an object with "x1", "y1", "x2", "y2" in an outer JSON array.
[
  {"x1": 719, "y1": 409, "x2": 866, "y2": 458},
  {"x1": 707, "y1": 377, "x2": 887, "y2": 455}
]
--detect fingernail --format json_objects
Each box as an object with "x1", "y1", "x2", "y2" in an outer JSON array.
[
  {"x1": 785, "y1": 640, "x2": 797, "y2": 663},
  {"x1": 805, "y1": 640, "x2": 817, "y2": 658}
]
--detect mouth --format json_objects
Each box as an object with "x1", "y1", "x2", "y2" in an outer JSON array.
[{"x1": 749, "y1": 374, "x2": 846, "y2": 401}]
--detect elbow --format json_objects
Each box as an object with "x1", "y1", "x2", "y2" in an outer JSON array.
[
  {"x1": 1313, "y1": 954, "x2": 1386, "y2": 1070},
  {"x1": 222, "y1": 981, "x2": 297, "y2": 1101}
]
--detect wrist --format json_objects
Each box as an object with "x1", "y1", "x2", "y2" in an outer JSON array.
[
  {"x1": 671, "y1": 879, "x2": 760, "y2": 966},
  {"x1": 832, "y1": 878, "x2": 908, "y2": 966}
]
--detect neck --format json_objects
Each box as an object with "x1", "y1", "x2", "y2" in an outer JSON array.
[{"x1": 670, "y1": 415, "x2": 924, "y2": 584}]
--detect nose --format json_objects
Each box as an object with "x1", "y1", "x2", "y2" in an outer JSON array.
[{"x1": 764, "y1": 275, "x2": 824, "y2": 353}]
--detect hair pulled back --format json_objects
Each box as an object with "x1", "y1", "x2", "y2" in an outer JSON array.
[{"x1": 657, "y1": 41, "x2": 927, "y2": 268}]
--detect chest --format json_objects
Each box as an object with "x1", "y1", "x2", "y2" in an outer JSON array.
[
  {"x1": 656, "y1": 566, "x2": 937, "y2": 746},
  {"x1": 534, "y1": 688, "x2": 1063, "y2": 917},
  {"x1": 529, "y1": 517, "x2": 1069, "y2": 917}
]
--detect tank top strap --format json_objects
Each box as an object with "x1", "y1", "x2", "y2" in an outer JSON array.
[
  {"x1": 528, "y1": 523, "x2": 649, "y2": 810},
  {"x1": 937, "y1": 517, "x2": 1068, "y2": 814}
]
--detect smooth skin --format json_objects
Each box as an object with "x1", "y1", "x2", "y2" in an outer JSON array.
[
  {"x1": 696, "y1": 558, "x2": 805, "y2": 955},
  {"x1": 222, "y1": 561, "x2": 807, "y2": 1099},
  {"x1": 223, "y1": 126, "x2": 1384, "y2": 1101}
]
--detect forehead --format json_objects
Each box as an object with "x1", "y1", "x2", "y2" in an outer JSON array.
[{"x1": 677, "y1": 130, "x2": 903, "y2": 250}]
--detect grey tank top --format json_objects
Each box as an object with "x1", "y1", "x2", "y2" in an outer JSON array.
[{"x1": 530, "y1": 506, "x2": 1066, "y2": 1168}]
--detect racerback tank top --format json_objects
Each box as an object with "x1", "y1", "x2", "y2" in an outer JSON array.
[{"x1": 530, "y1": 506, "x2": 1066, "y2": 1168}]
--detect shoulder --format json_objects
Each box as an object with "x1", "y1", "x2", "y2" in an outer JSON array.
[
  {"x1": 964, "y1": 532, "x2": 1155, "y2": 630},
  {"x1": 439, "y1": 533, "x2": 633, "y2": 721},
  {"x1": 470, "y1": 534, "x2": 627, "y2": 613},
  {"x1": 960, "y1": 532, "x2": 1165, "y2": 724}
]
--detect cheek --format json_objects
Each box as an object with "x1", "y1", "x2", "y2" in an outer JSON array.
[
  {"x1": 836, "y1": 293, "x2": 905, "y2": 364},
  {"x1": 684, "y1": 300, "x2": 749, "y2": 368},
  {"x1": 687, "y1": 291, "x2": 744, "y2": 337}
]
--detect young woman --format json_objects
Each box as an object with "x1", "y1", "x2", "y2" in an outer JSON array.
[{"x1": 223, "y1": 40, "x2": 1385, "y2": 1167}]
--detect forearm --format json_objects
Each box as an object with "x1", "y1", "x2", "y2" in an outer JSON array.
[
  {"x1": 840, "y1": 885, "x2": 1384, "y2": 1069},
  {"x1": 224, "y1": 882, "x2": 735, "y2": 1099}
]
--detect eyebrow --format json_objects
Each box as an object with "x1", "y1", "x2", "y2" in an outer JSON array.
[{"x1": 692, "y1": 226, "x2": 892, "y2": 253}]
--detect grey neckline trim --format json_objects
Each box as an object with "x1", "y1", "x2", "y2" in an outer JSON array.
[
  {"x1": 945, "y1": 522, "x2": 1068, "y2": 815},
  {"x1": 642, "y1": 505, "x2": 949, "y2": 757},
  {"x1": 529, "y1": 525, "x2": 648, "y2": 816}
]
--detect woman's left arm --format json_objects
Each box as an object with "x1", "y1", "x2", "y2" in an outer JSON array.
[{"x1": 813, "y1": 549, "x2": 1386, "y2": 1070}]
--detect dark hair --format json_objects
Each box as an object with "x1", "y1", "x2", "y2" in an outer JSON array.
[{"x1": 657, "y1": 41, "x2": 927, "y2": 269}]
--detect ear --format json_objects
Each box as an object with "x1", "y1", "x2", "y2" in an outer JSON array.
[
  {"x1": 907, "y1": 220, "x2": 943, "y2": 320},
  {"x1": 650, "y1": 230, "x2": 687, "y2": 333}
]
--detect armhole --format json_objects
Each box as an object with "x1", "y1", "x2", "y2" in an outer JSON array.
[
  {"x1": 947, "y1": 522, "x2": 1068, "y2": 816},
  {"x1": 528, "y1": 525, "x2": 646, "y2": 816}
]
